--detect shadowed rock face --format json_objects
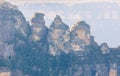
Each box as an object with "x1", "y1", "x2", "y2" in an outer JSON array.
[
  {"x1": 0, "y1": 1, "x2": 120, "y2": 76},
  {"x1": 31, "y1": 13, "x2": 45, "y2": 25},
  {"x1": 90, "y1": 36, "x2": 99, "y2": 50},
  {"x1": 100, "y1": 43, "x2": 110, "y2": 54},
  {"x1": 30, "y1": 13, "x2": 48, "y2": 53},
  {"x1": 30, "y1": 13, "x2": 47, "y2": 42}
]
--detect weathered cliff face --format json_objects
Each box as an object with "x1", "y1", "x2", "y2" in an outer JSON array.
[
  {"x1": 48, "y1": 19, "x2": 91, "y2": 56},
  {"x1": 48, "y1": 15, "x2": 70, "y2": 56},
  {"x1": 0, "y1": 1, "x2": 120, "y2": 76},
  {"x1": 65, "y1": 21, "x2": 91, "y2": 57},
  {"x1": 0, "y1": 1, "x2": 30, "y2": 76},
  {"x1": 0, "y1": 2, "x2": 16, "y2": 44},
  {"x1": 0, "y1": 1, "x2": 29, "y2": 60}
]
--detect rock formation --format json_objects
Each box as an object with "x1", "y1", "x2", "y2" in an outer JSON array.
[
  {"x1": 30, "y1": 13, "x2": 48, "y2": 53},
  {"x1": 100, "y1": 43, "x2": 110, "y2": 54},
  {"x1": 0, "y1": 1, "x2": 29, "y2": 60},
  {"x1": 70, "y1": 21, "x2": 91, "y2": 56},
  {"x1": 0, "y1": 1, "x2": 120, "y2": 76},
  {"x1": 48, "y1": 15, "x2": 70, "y2": 56}
]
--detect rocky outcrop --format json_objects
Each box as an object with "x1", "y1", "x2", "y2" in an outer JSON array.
[
  {"x1": 100, "y1": 43, "x2": 110, "y2": 54},
  {"x1": 71, "y1": 21, "x2": 90, "y2": 51},
  {"x1": 90, "y1": 36, "x2": 99, "y2": 50},
  {"x1": 48, "y1": 19, "x2": 91, "y2": 56},
  {"x1": 48, "y1": 15, "x2": 70, "y2": 56},
  {"x1": 68, "y1": 21, "x2": 91, "y2": 56}
]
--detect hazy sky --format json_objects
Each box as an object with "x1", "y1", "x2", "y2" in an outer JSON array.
[
  {"x1": 6, "y1": 0, "x2": 120, "y2": 4},
  {"x1": 5, "y1": 0, "x2": 120, "y2": 47}
]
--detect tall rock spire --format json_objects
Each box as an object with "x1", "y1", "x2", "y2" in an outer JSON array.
[
  {"x1": 70, "y1": 21, "x2": 91, "y2": 54},
  {"x1": 30, "y1": 13, "x2": 47, "y2": 42},
  {"x1": 30, "y1": 13, "x2": 48, "y2": 52},
  {"x1": 48, "y1": 15, "x2": 70, "y2": 56}
]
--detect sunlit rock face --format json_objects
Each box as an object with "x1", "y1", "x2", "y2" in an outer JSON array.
[
  {"x1": 30, "y1": 13, "x2": 48, "y2": 52},
  {"x1": 100, "y1": 43, "x2": 110, "y2": 54},
  {"x1": 70, "y1": 21, "x2": 90, "y2": 52},
  {"x1": 48, "y1": 15, "x2": 70, "y2": 56},
  {"x1": 109, "y1": 63, "x2": 117, "y2": 76},
  {"x1": 0, "y1": 72, "x2": 11, "y2": 76},
  {"x1": 0, "y1": 1, "x2": 29, "y2": 59},
  {"x1": 0, "y1": 67, "x2": 11, "y2": 76}
]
